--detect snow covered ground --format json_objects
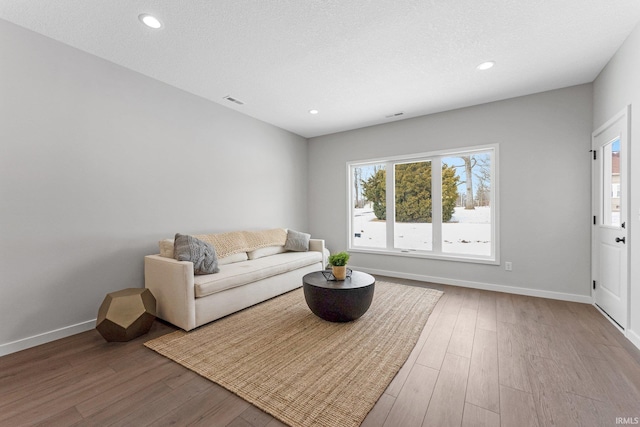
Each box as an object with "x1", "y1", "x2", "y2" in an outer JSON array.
[{"x1": 352, "y1": 206, "x2": 491, "y2": 256}]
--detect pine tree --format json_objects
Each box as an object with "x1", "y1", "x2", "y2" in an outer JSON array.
[
  {"x1": 441, "y1": 165, "x2": 458, "y2": 221},
  {"x1": 361, "y1": 162, "x2": 458, "y2": 222},
  {"x1": 361, "y1": 168, "x2": 387, "y2": 220}
]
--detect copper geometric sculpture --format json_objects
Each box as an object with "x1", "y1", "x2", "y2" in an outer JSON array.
[{"x1": 96, "y1": 288, "x2": 156, "y2": 342}]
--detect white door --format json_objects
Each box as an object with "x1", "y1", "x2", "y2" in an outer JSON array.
[{"x1": 592, "y1": 106, "x2": 629, "y2": 329}]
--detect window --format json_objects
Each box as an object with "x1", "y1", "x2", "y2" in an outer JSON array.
[
  {"x1": 349, "y1": 145, "x2": 498, "y2": 263},
  {"x1": 602, "y1": 137, "x2": 621, "y2": 227}
]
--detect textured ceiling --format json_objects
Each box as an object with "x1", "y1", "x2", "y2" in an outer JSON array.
[{"x1": 2, "y1": 1, "x2": 640, "y2": 138}]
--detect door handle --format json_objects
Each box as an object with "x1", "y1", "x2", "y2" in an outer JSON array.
[{"x1": 616, "y1": 237, "x2": 626, "y2": 244}]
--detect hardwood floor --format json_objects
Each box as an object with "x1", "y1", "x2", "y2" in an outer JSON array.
[{"x1": 2, "y1": 276, "x2": 639, "y2": 427}]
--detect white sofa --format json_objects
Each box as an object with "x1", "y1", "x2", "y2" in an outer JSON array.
[{"x1": 144, "y1": 229, "x2": 328, "y2": 331}]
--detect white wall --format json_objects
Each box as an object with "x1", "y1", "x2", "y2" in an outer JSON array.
[
  {"x1": 309, "y1": 85, "x2": 593, "y2": 301},
  {"x1": 593, "y1": 22, "x2": 640, "y2": 348},
  {"x1": 0, "y1": 20, "x2": 308, "y2": 354}
]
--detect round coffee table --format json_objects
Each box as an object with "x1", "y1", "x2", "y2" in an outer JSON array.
[{"x1": 302, "y1": 270, "x2": 375, "y2": 322}]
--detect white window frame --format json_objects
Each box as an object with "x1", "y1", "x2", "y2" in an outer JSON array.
[{"x1": 347, "y1": 144, "x2": 499, "y2": 265}]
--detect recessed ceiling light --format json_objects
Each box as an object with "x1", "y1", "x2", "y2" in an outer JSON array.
[
  {"x1": 476, "y1": 61, "x2": 495, "y2": 71},
  {"x1": 309, "y1": 109, "x2": 319, "y2": 115},
  {"x1": 139, "y1": 14, "x2": 162, "y2": 29}
]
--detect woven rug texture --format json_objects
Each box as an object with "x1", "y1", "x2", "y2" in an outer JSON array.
[{"x1": 145, "y1": 281, "x2": 443, "y2": 427}]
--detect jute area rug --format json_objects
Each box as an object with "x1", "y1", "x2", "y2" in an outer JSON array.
[{"x1": 145, "y1": 281, "x2": 443, "y2": 427}]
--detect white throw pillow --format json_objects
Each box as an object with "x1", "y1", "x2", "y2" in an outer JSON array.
[
  {"x1": 218, "y1": 252, "x2": 249, "y2": 265},
  {"x1": 247, "y1": 245, "x2": 287, "y2": 260}
]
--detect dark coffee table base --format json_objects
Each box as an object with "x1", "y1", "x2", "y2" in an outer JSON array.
[{"x1": 303, "y1": 271, "x2": 375, "y2": 322}]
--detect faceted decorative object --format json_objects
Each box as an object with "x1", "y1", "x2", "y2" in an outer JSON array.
[{"x1": 96, "y1": 288, "x2": 156, "y2": 342}]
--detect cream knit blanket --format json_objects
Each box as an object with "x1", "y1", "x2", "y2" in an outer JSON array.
[{"x1": 194, "y1": 228, "x2": 287, "y2": 259}]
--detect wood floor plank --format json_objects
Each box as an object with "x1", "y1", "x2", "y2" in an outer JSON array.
[
  {"x1": 461, "y1": 288, "x2": 481, "y2": 311},
  {"x1": 108, "y1": 376, "x2": 218, "y2": 427},
  {"x1": 162, "y1": 365, "x2": 201, "y2": 390},
  {"x1": 529, "y1": 296, "x2": 559, "y2": 326},
  {"x1": 579, "y1": 352, "x2": 640, "y2": 413},
  {"x1": 0, "y1": 331, "x2": 98, "y2": 372},
  {"x1": 552, "y1": 353, "x2": 608, "y2": 402},
  {"x1": 476, "y1": 292, "x2": 497, "y2": 332},
  {"x1": 562, "y1": 328, "x2": 607, "y2": 360},
  {"x1": 386, "y1": 292, "x2": 446, "y2": 397},
  {"x1": 32, "y1": 406, "x2": 84, "y2": 426},
  {"x1": 0, "y1": 354, "x2": 71, "y2": 393},
  {"x1": 0, "y1": 358, "x2": 75, "y2": 406},
  {"x1": 499, "y1": 386, "x2": 539, "y2": 427},
  {"x1": 495, "y1": 293, "x2": 517, "y2": 324},
  {"x1": 0, "y1": 366, "x2": 118, "y2": 425},
  {"x1": 496, "y1": 321, "x2": 527, "y2": 357},
  {"x1": 416, "y1": 292, "x2": 463, "y2": 369},
  {"x1": 564, "y1": 392, "x2": 618, "y2": 427},
  {"x1": 447, "y1": 307, "x2": 478, "y2": 358},
  {"x1": 237, "y1": 404, "x2": 275, "y2": 427},
  {"x1": 145, "y1": 383, "x2": 233, "y2": 427},
  {"x1": 265, "y1": 418, "x2": 288, "y2": 427},
  {"x1": 74, "y1": 358, "x2": 180, "y2": 417},
  {"x1": 510, "y1": 294, "x2": 557, "y2": 327},
  {"x1": 543, "y1": 300, "x2": 605, "y2": 359},
  {"x1": 66, "y1": 327, "x2": 164, "y2": 368},
  {"x1": 227, "y1": 417, "x2": 254, "y2": 427},
  {"x1": 361, "y1": 393, "x2": 395, "y2": 427},
  {"x1": 466, "y1": 328, "x2": 500, "y2": 413},
  {"x1": 527, "y1": 322, "x2": 580, "y2": 362},
  {"x1": 72, "y1": 380, "x2": 171, "y2": 426},
  {"x1": 526, "y1": 354, "x2": 576, "y2": 427},
  {"x1": 601, "y1": 344, "x2": 640, "y2": 397},
  {"x1": 422, "y1": 353, "x2": 470, "y2": 427},
  {"x1": 497, "y1": 350, "x2": 532, "y2": 393},
  {"x1": 383, "y1": 364, "x2": 439, "y2": 427},
  {"x1": 573, "y1": 304, "x2": 623, "y2": 347},
  {"x1": 188, "y1": 393, "x2": 251, "y2": 427},
  {"x1": 461, "y1": 402, "x2": 500, "y2": 427},
  {"x1": 496, "y1": 321, "x2": 532, "y2": 393},
  {"x1": 542, "y1": 299, "x2": 584, "y2": 334}
]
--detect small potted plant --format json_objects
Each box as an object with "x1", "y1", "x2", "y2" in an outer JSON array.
[{"x1": 328, "y1": 251, "x2": 350, "y2": 280}]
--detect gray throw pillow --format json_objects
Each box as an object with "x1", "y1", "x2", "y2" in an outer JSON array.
[
  {"x1": 173, "y1": 233, "x2": 220, "y2": 275},
  {"x1": 284, "y1": 229, "x2": 310, "y2": 252}
]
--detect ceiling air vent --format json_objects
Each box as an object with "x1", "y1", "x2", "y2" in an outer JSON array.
[
  {"x1": 385, "y1": 112, "x2": 404, "y2": 119},
  {"x1": 223, "y1": 95, "x2": 244, "y2": 105}
]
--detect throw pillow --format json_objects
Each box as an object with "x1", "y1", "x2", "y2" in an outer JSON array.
[
  {"x1": 284, "y1": 229, "x2": 310, "y2": 252},
  {"x1": 247, "y1": 245, "x2": 287, "y2": 260},
  {"x1": 218, "y1": 252, "x2": 249, "y2": 265},
  {"x1": 173, "y1": 233, "x2": 220, "y2": 275}
]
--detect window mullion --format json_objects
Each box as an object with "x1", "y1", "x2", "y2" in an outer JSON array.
[
  {"x1": 385, "y1": 161, "x2": 394, "y2": 250},
  {"x1": 432, "y1": 156, "x2": 443, "y2": 253}
]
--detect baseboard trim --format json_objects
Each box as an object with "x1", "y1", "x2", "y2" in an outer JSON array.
[
  {"x1": 626, "y1": 329, "x2": 640, "y2": 351},
  {"x1": 0, "y1": 319, "x2": 96, "y2": 357},
  {"x1": 352, "y1": 265, "x2": 593, "y2": 304}
]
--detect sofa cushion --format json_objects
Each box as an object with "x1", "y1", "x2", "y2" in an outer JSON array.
[
  {"x1": 174, "y1": 234, "x2": 220, "y2": 275},
  {"x1": 247, "y1": 245, "x2": 286, "y2": 260},
  {"x1": 284, "y1": 229, "x2": 310, "y2": 252},
  {"x1": 194, "y1": 251, "x2": 321, "y2": 298},
  {"x1": 218, "y1": 252, "x2": 249, "y2": 265}
]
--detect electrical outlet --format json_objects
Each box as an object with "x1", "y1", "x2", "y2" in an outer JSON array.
[{"x1": 505, "y1": 262, "x2": 512, "y2": 271}]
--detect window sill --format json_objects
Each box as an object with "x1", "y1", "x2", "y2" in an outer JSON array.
[{"x1": 348, "y1": 247, "x2": 499, "y2": 265}]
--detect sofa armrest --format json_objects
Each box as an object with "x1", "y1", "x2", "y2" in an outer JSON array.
[
  {"x1": 309, "y1": 239, "x2": 328, "y2": 268},
  {"x1": 144, "y1": 255, "x2": 197, "y2": 331}
]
